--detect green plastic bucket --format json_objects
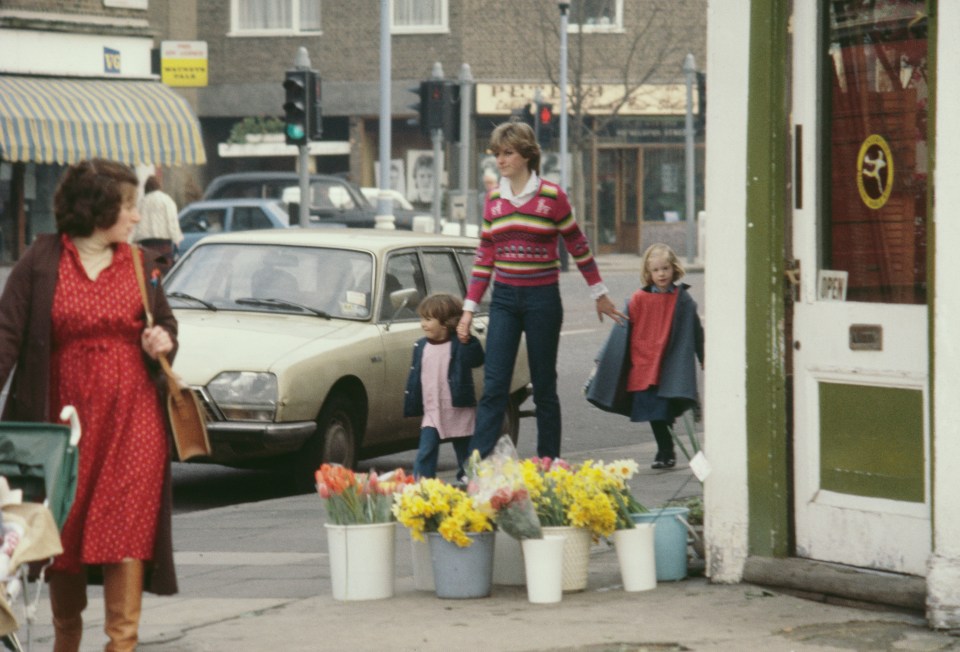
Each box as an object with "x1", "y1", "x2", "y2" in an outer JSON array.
[{"x1": 631, "y1": 507, "x2": 690, "y2": 581}]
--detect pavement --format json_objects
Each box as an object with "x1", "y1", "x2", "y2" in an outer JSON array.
[
  {"x1": 6, "y1": 253, "x2": 959, "y2": 651},
  {"x1": 11, "y1": 434, "x2": 960, "y2": 652}
]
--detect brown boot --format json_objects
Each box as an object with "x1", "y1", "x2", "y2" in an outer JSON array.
[
  {"x1": 49, "y1": 569, "x2": 88, "y2": 652},
  {"x1": 102, "y1": 560, "x2": 144, "y2": 652}
]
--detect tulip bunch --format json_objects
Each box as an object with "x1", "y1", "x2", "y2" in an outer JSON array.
[{"x1": 315, "y1": 464, "x2": 413, "y2": 525}]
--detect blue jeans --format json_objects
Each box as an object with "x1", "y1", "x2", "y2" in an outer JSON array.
[
  {"x1": 469, "y1": 282, "x2": 564, "y2": 459},
  {"x1": 414, "y1": 427, "x2": 471, "y2": 479}
]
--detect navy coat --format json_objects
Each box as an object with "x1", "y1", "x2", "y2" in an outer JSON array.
[{"x1": 403, "y1": 335, "x2": 484, "y2": 417}]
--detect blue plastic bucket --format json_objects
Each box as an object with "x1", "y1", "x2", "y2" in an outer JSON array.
[{"x1": 630, "y1": 507, "x2": 690, "y2": 581}]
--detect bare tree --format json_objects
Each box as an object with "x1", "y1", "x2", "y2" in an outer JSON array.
[
  {"x1": 497, "y1": 1, "x2": 697, "y2": 220},
  {"x1": 521, "y1": 0, "x2": 689, "y2": 153}
]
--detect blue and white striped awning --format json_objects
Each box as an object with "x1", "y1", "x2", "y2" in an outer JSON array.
[{"x1": 0, "y1": 76, "x2": 206, "y2": 166}]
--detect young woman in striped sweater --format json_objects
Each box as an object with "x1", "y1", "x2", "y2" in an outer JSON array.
[{"x1": 457, "y1": 122, "x2": 625, "y2": 459}]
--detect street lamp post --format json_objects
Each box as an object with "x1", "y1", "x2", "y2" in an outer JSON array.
[
  {"x1": 684, "y1": 53, "x2": 697, "y2": 263},
  {"x1": 558, "y1": 2, "x2": 570, "y2": 272},
  {"x1": 376, "y1": 0, "x2": 395, "y2": 229}
]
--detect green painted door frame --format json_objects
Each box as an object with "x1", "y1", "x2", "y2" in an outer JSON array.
[{"x1": 745, "y1": 0, "x2": 791, "y2": 557}]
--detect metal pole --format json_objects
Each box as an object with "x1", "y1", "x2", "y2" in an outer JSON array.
[
  {"x1": 458, "y1": 63, "x2": 473, "y2": 236},
  {"x1": 295, "y1": 47, "x2": 311, "y2": 228},
  {"x1": 558, "y1": 2, "x2": 570, "y2": 271},
  {"x1": 684, "y1": 53, "x2": 697, "y2": 263},
  {"x1": 376, "y1": 0, "x2": 395, "y2": 228},
  {"x1": 431, "y1": 62, "x2": 444, "y2": 234}
]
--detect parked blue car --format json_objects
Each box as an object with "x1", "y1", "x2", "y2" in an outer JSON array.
[{"x1": 178, "y1": 198, "x2": 290, "y2": 253}]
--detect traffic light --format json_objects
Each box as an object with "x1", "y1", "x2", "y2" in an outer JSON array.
[
  {"x1": 283, "y1": 69, "x2": 313, "y2": 146},
  {"x1": 441, "y1": 82, "x2": 461, "y2": 143},
  {"x1": 424, "y1": 80, "x2": 446, "y2": 133},
  {"x1": 410, "y1": 80, "x2": 459, "y2": 141},
  {"x1": 309, "y1": 72, "x2": 323, "y2": 140},
  {"x1": 536, "y1": 101, "x2": 555, "y2": 147}
]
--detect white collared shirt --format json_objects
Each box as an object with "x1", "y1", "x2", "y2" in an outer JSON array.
[{"x1": 499, "y1": 171, "x2": 541, "y2": 207}]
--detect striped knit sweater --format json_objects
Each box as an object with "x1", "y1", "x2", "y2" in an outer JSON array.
[{"x1": 465, "y1": 179, "x2": 603, "y2": 305}]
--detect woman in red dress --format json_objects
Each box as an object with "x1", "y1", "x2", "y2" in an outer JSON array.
[{"x1": 0, "y1": 159, "x2": 179, "y2": 652}]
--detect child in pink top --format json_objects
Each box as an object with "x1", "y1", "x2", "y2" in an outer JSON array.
[{"x1": 404, "y1": 294, "x2": 484, "y2": 479}]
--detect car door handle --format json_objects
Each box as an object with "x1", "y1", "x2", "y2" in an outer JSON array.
[{"x1": 473, "y1": 322, "x2": 486, "y2": 333}]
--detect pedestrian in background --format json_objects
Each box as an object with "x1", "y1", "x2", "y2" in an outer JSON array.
[
  {"x1": 0, "y1": 159, "x2": 179, "y2": 651},
  {"x1": 133, "y1": 174, "x2": 183, "y2": 274},
  {"x1": 627, "y1": 243, "x2": 704, "y2": 469},
  {"x1": 457, "y1": 121, "x2": 625, "y2": 460},
  {"x1": 405, "y1": 293, "x2": 484, "y2": 481}
]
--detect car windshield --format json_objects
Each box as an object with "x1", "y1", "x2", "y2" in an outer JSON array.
[{"x1": 164, "y1": 243, "x2": 375, "y2": 320}]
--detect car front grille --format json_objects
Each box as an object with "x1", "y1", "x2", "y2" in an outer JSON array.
[{"x1": 191, "y1": 388, "x2": 221, "y2": 422}]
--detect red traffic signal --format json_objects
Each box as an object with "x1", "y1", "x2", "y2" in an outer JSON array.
[{"x1": 538, "y1": 102, "x2": 554, "y2": 126}]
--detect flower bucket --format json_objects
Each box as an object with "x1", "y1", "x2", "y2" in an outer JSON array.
[
  {"x1": 540, "y1": 526, "x2": 592, "y2": 592},
  {"x1": 521, "y1": 535, "x2": 565, "y2": 603},
  {"x1": 613, "y1": 523, "x2": 657, "y2": 592},
  {"x1": 325, "y1": 522, "x2": 396, "y2": 601},
  {"x1": 493, "y1": 530, "x2": 526, "y2": 586},
  {"x1": 631, "y1": 507, "x2": 691, "y2": 581},
  {"x1": 427, "y1": 531, "x2": 495, "y2": 599},
  {"x1": 410, "y1": 530, "x2": 434, "y2": 591}
]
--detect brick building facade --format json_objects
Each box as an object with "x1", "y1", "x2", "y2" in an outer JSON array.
[{"x1": 150, "y1": 0, "x2": 706, "y2": 254}]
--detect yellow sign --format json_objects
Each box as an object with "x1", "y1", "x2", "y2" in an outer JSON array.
[
  {"x1": 160, "y1": 41, "x2": 208, "y2": 88},
  {"x1": 856, "y1": 134, "x2": 894, "y2": 210}
]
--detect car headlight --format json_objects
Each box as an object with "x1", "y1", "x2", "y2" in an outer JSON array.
[{"x1": 207, "y1": 372, "x2": 278, "y2": 421}]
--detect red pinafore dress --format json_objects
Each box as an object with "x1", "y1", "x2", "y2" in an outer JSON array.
[{"x1": 49, "y1": 237, "x2": 167, "y2": 573}]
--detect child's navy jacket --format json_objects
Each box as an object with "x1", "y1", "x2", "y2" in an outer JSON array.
[{"x1": 403, "y1": 335, "x2": 484, "y2": 418}]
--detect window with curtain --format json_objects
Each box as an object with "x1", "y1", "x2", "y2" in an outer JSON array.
[
  {"x1": 391, "y1": 0, "x2": 447, "y2": 33},
  {"x1": 235, "y1": 0, "x2": 321, "y2": 33},
  {"x1": 569, "y1": 0, "x2": 623, "y2": 31}
]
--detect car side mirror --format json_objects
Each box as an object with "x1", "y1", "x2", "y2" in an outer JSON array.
[{"x1": 383, "y1": 287, "x2": 420, "y2": 331}]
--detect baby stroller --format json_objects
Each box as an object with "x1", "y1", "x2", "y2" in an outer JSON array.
[{"x1": 0, "y1": 407, "x2": 81, "y2": 652}]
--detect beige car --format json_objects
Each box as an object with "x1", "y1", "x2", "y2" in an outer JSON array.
[{"x1": 163, "y1": 228, "x2": 530, "y2": 489}]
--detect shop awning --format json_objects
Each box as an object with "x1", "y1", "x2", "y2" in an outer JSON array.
[{"x1": 0, "y1": 76, "x2": 206, "y2": 166}]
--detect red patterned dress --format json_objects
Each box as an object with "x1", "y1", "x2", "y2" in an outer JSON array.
[{"x1": 49, "y1": 236, "x2": 167, "y2": 573}]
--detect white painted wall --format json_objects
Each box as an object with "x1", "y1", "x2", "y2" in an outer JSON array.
[
  {"x1": 928, "y1": 0, "x2": 960, "y2": 629},
  {"x1": 702, "y1": 0, "x2": 752, "y2": 583}
]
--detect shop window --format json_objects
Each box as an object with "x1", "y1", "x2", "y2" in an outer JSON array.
[
  {"x1": 391, "y1": 0, "x2": 448, "y2": 34},
  {"x1": 569, "y1": 0, "x2": 623, "y2": 32},
  {"x1": 824, "y1": 0, "x2": 928, "y2": 304},
  {"x1": 232, "y1": 0, "x2": 321, "y2": 34}
]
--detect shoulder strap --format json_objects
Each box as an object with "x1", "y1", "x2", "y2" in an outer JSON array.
[
  {"x1": 131, "y1": 245, "x2": 154, "y2": 329},
  {"x1": 131, "y1": 245, "x2": 179, "y2": 385}
]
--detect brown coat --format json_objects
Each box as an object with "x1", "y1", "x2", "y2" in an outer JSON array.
[{"x1": 0, "y1": 234, "x2": 179, "y2": 595}]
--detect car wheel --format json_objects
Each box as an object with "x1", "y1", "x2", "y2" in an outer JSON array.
[{"x1": 294, "y1": 393, "x2": 359, "y2": 491}]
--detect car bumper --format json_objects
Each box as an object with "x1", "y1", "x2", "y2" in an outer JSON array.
[{"x1": 201, "y1": 420, "x2": 316, "y2": 464}]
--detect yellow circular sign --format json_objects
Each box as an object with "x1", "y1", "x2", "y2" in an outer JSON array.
[{"x1": 856, "y1": 134, "x2": 894, "y2": 210}]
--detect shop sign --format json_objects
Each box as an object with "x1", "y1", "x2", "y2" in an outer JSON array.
[
  {"x1": 476, "y1": 83, "x2": 691, "y2": 116},
  {"x1": 161, "y1": 41, "x2": 208, "y2": 87}
]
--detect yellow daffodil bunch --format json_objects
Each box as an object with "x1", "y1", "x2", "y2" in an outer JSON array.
[
  {"x1": 393, "y1": 478, "x2": 493, "y2": 547},
  {"x1": 517, "y1": 457, "x2": 619, "y2": 538}
]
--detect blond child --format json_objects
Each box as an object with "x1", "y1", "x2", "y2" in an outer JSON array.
[{"x1": 627, "y1": 244, "x2": 704, "y2": 468}]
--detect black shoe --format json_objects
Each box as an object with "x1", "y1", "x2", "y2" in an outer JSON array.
[{"x1": 651, "y1": 453, "x2": 676, "y2": 470}]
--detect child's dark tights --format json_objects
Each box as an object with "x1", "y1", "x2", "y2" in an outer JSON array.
[{"x1": 651, "y1": 420, "x2": 674, "y2": 458}]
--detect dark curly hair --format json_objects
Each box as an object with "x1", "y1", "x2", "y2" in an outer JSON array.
[
  {"x1": 488, "y1": 121, "x2": 541, "y2": 175},
  {"x1": 54, "y1": 159, "x2": 138, "y2": 237},
  {"x1": 417, "y1": 293, "x2": 464, "y2": 333}
]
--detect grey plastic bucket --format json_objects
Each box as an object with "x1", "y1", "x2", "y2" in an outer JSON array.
[
  {"x1": 631, "y1": 506, "x2": 690, "y2": 581},
  {"x1": 427, "y1": 531, "x2": 495, "y2": 598}
]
